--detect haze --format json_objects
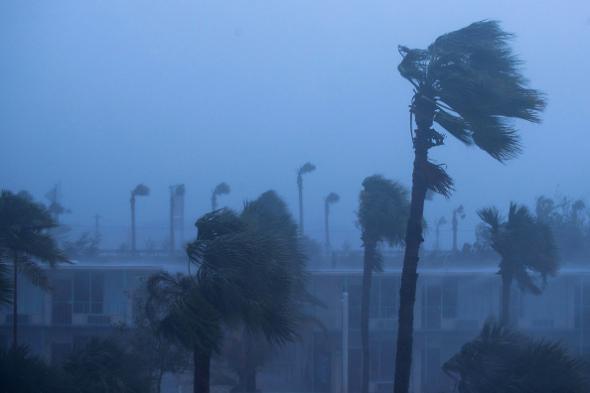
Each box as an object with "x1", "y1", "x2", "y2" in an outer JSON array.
[{"x1": 1, "y1": 0, "x2": 589, "y2": 250}]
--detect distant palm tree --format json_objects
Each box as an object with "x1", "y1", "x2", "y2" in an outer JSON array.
[
  {"x1": 324, "y1": 192, "x2": 340, "y2": 250},
  {"x1": 357, "y1": 176, "x2": 409, "y2": 393},
  {"x1": 130, "y1": 183, "x2": 150, "y2": 253},
  {"x1": 478, "y1": 203, "x2": 558, "y2": 325},
  {"x1": 211, "y1": 182, "x2": 230, "y2": 211},
  {"x1": 296, "y1": 162, "x2": 316, "y2": 234},
  {"x1": 443, "y1": 320, "x2": 589, "y2": 393},
  {"x1": 0, "y1": 190, "x2": 68, "y2": 349},
  {"x1": 434, "y1": 216, "x2": 447, "y2": 251},
  {"x1": 394, "y1": 20, "x2": 546, "y2": 393},
  {"x1": 451, "y1": 205, "x2": 465, "y2": 252}
]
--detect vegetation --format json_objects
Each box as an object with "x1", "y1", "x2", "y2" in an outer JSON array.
[
  {"x1": 357, "y1": 175, "x2": 409, "y2": 393},
  {"x1": 0, "y1": 190, "x2": 68, "y2": 349},
  {"x1": 443, "y1": 320, "x2": 589, "y2": 393},
  {"x1": 147, "y1": 191, "x2": 309, "y2": 393},
  {"x1": 211, "y1": 182, "x2": 231, "y2": 211},
  {"x1": 478, "y1": 203, "x2": 558, "y2": 325},
  {"x1": 64, "y1": 337, "x2": 152, "y2": 393},
  {"x1": 394, "y1": 20, "x2": 546, "y2": 393}
]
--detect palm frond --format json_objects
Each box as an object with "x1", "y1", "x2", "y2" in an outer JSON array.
[
  {"x1": 423, "y1": 161, "x2": 454, "y2": 197},
  {"x1": 399, "y1": 20, "x2": 546, "y2": 161}
]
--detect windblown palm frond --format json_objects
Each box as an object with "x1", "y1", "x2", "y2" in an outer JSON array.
[
  {"x1": 443, "y1": 320, "x2": 589, "y2": 393},
  {"x1": 399, "y1": 20, "x2": 546, "y2": 161},
  {"x1": 146, "y1": 272, "x2": 223, "y2": 354},
  {"x1": 213, "y1": 182, "x2": 231, "y2": 197}
]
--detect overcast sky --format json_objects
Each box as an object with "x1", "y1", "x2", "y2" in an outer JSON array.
[{"x1": 1, "y1": 0, "x2": 589, "y2": 251}]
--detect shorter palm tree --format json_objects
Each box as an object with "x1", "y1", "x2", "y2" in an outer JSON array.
[
  {"x1": 443, "y1": 320, "x2": 589, "y2": 393},
  {"x1": 211, "y1": 182, "x2": 230, "y2": 211},
  {"x1": 296, "y1": 162, "x2": 316, "y2": 234},
  {"x1": 130, "y1": 184, "x2": 150, "y2": 253},
  {"x1": 478, "y1": 203, "x2": 558, "y2": 325},
  {"x1": 324, "y1": 192, "x2": 340, "y2": 250},
  {"x1": 357, "y1": 176, "x2": 409, "y2": 393},
  {"x1": 0, "y1": 190, "x2": 68, "y2": 349},
  {"x1": 146, "y1": 272, "x2": 222, "y2": 393}
]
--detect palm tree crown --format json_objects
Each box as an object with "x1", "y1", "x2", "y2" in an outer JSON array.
[
  {"x1": 399, "y1": 20, "x2": 546, "y2": 163},
  {"x1": 358, "y1": 176, "x2": 409, "y2": 255},
  {"x1": 478, "y1": 202, "x2": 558, "y2": 294}
]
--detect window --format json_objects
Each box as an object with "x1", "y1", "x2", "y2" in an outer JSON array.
[{"x1": 73, "y1": 272, "x2": 104, "y2": 314}]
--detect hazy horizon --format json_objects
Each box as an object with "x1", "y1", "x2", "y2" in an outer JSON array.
[{"x1": 2, "y1": 0, "x2": 589, "y2": 251}]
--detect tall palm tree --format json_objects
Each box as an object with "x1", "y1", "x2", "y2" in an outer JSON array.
[
  {"x1": 478, "y1": 203, "x2": 558, "y2": 325},
  {"x1": 324, "y1": 192, "x2": 340, "y2": 250},
  {"x1": 130, "y1": 183, "x2": 150, "y2": 253},
  {"x1": 357, "y1": 176, "x2": 409, "y2": 393},
  {"x1": 211, "y1": 182, "x2": 230, "y2": 211},
  {"x1": 0, "y1": 190, "x2": 68, "y2": 349},
  {"x1": 393, "y1": 20, "x2": 545, "y2": 393},
  {"x1": 443, "y1": 320, "x2": 589, "y2": 393},
  {"x1": 296, "y1": 162, "x2": 316, "y2": 234}
]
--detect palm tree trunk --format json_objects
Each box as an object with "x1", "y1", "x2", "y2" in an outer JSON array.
[
  {"x1": 393, "y1": 94, "x2": 434, "y2": 393},
  {"x1": 12, "y1": 254, "x2": 18, "y2": 350},
  {"x1": 193, "y1": 349, "x2": 211, "y2": 393},
  {"x1": 361, "y1": 240, "x2": 377, "y2": 393},
  {"x1": 298, "y1": 176, "x2": 304, "y2": 234},
  {"x1": 501, "y1": 272, "x2": 513, "y2": 326}
]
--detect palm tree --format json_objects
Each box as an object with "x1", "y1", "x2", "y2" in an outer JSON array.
[
  {"x1": 235, "y1": 190, "x2": 311, "y2": 392},
  {"x1": 0, "y1": 190, "x2": 68, "y2": 349},
  {"x1": 211, "y1": 182, "x2": 230, "y2": 211},
  {"x1": 324, "y1": 192, "x2": 340, "y2": 250},
  {"x1": 296, "y1": 162, "x2": 316, "y2": 234},
  {"x1": 434, "y1": 216, "x2": 447, "y2": 251},
  {"x1": 146, "y1": 272, "x2": 222, "y2": 393},
  {"x1": 393, "y1": 20, "x2": 545, "y2": 393},
  {"x1": 451, "y1": 205, "x2": 465, "y2": 252},
  {"x1": 357, "y1": 176, "x2": 409, "y2": 393},
  {"x1": 478, "y1": 203, "x2": 558, "y2": 325},
  {"x1": 150, "y1": 196, "x2": 308, "y2": 393},
  {"x1": 443, "y1": 320, "x2": 589, "y2": 393},
  {"x1": 130, "y1": 183, "x2": 150, "y2": 253}
]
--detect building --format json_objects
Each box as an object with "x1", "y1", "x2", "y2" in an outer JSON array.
[{"x1": 2, "y1": 252, "x2": 589, "y2": 393}]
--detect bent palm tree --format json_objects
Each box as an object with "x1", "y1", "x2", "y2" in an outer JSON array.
[
  {"x1": 211, "y1": 182, "x2": 230, "y2": 211},
  {"x1": 146, "y1": 272, "x2": 222, "y2": 393},
  {"x1": 358, "y1": 176, "x2": 409, "y2": 393},
  {"x1": 478, "y1": 203, "x2": 558, "y2": 325},
  {"x1": 443, "y1": 320, "x2": 588, "y2": 393},
  {"x1": 394, "y1": 20, "x2": 546, "y2": 393},
  {"x1": 296, "y1": 162, "x2": 316, "y2": 234},
  {"x1": 0, "y1": 190, "x2": 68, "y2": 349},
  {"x1": 324, "y1": 192, "x2": 340, "y2": 250}
]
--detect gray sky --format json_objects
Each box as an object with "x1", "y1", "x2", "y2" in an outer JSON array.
[{"x1": 1, "y1": 0, "x2": 589, "y2": 251}]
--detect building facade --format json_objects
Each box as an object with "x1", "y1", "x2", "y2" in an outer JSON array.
[{"x1": 1, "y1": 254, "x2": 589, "y2": 393}]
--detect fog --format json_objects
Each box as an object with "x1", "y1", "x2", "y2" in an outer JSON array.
[{"x1": 1, "y1": 0, "x2": 589, "y2": 250}]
